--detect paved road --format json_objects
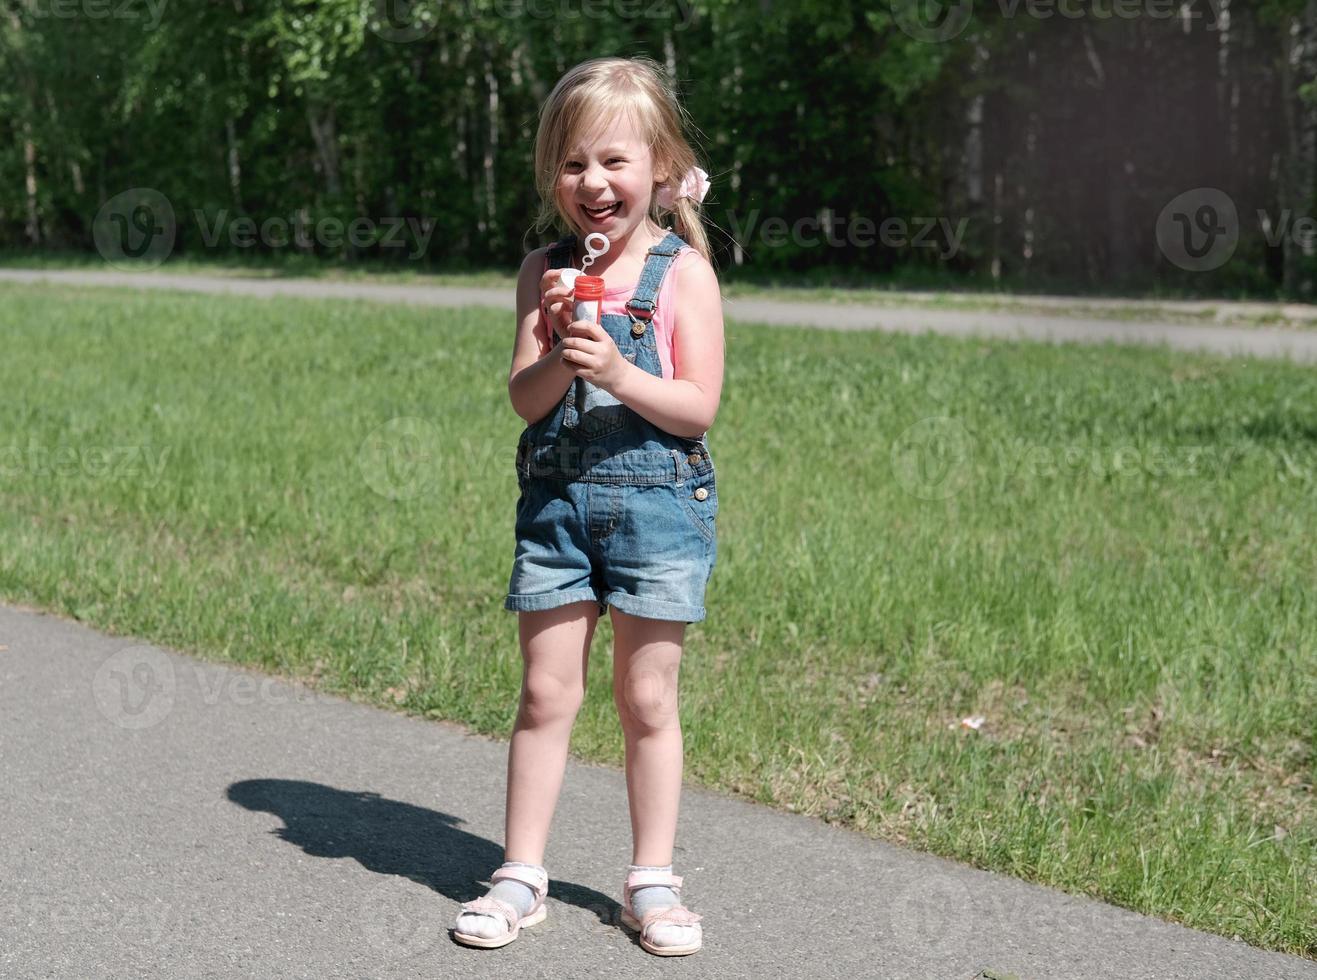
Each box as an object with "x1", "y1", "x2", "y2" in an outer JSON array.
[
  {"x1": 2, "y1": 601, "x2": 1313, "y2": 979},
  {"x1": 3, "y1": 267, "x2": 1317, "y2": 364}
]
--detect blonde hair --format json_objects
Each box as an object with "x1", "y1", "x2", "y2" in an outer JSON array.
[{"x1": 531, "y1": 56, "x2": 712, "y2": 263}]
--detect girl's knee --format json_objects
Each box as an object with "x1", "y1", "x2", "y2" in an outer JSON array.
[
  {"x1": 520, "y1": 670, "x2": 585, "y2": 726},
  {"x1": 614, "y1": 664, "x2": 682, "y2": 734}
]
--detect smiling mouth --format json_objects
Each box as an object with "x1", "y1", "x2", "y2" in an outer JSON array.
[{"x1": 581, "y1": 202, "x2": 622, "y2": 219}]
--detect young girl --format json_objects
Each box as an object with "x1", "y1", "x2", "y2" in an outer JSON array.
[{"x1": 452, "y1": 56, "x2": 724, "y2": 957}]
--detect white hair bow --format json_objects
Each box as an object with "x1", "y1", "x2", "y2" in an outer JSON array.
[{"x1": 656, "y1": 166, "x2": 710, "y2": 209}]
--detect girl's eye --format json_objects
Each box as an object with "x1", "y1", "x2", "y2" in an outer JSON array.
[{"x1": 563, "y1": 159, "x2": 625, "y2": 171}]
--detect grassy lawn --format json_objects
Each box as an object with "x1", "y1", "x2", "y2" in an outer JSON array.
[
  {"x1": 1, "y1": 282, "x2": 1313, "y2": 958},
  {"x1": 4, "y1": 250, "x2": 1316, "y2": 329}
]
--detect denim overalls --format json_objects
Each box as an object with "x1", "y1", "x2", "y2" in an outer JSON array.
[{"x1": 505, "y1": 230, "x2": 718, "y2": 624}]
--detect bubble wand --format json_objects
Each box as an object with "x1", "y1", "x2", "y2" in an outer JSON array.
[
  {"x1": 555, "y1": 232, "x2": 609, "y2": 334},
  {"x1": 556, "y1": 232, "x2": 610, "y2": 295},
  {"x1": 557, "y1": 233, "x2": 610, "y2": 423}
]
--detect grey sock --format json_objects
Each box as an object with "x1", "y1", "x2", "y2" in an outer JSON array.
[
  {"x1": 628, "y1": 863, "x2": 680, "y2": 919},
  {"x1": 458, "y1": 861, "x2": 541, "y2": 931}
]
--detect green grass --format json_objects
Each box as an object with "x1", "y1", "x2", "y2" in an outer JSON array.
[
  {"x1": 5, "y1": 249, "x2": 1317, "y2": 329},
  {"x1": 0, "y1": 248, "x2": 519, "y2": 288},
  {"x1": 1, "y1": 282, "x2": 1313, "y2": 958}
]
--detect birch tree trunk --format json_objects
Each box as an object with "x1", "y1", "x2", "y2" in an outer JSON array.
[
  {"x1": 307, "y1": 102, "x2": 342, "y2": 198},
  {"x1": 22, "y1": 121, "x2": 40, "y2": 246},
  {"x1": 1281, "y1": 0, "x2": 1317, "y2": 297},
  {"x1": 484, "y1": 61, "x2": 499, "y2": 241},
  {"x1": 6, "y1": 10, "x2": 40, "y2": 245},
  {"x1": 225, "y1": 118, "x2": 243, "y2": 211}
]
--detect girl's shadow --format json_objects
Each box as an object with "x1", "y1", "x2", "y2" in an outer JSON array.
[{"x1": 227, "y1": 778, "x2": 625, "y2": 934}]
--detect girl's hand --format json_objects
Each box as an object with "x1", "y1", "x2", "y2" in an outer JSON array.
[
  {"x1": 538, "y1": 269, "x2": 575, "y2": 342},
  {"x1": 561, "y1": 320, "x2": 629, "y2": 392}
]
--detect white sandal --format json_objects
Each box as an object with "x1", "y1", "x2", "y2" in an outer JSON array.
[
  {"x1": 619, "y1": 867, "x2": 703, "y2": 956},
  {"x1": 452, "y1": 864, "x2": 549, "y2": 949}
]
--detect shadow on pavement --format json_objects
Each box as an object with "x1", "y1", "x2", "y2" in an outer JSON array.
[{"x1": 227, "y1": 779, "x2": 624, "y2": 929}]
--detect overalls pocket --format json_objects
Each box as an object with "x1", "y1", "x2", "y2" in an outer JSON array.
[{"x1": 677, "y1": 470, "x2": 718, "y2": 543}]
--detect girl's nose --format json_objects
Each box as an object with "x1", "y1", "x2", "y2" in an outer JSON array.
[{"x1": 581, "y1": 164, "x2": 609, "y2": 191}]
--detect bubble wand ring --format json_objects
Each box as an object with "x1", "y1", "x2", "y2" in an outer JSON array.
[
  {"x1": 558, "y1": 232, "x2": 610, "y2": 292},
  {"x1": 581, "y1": 232, "x2": 610, "y2": 268}
]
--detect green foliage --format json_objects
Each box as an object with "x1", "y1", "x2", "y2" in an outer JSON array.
[{"x1": 0, "y1": 0, "x2": 1310, "y2": 295}]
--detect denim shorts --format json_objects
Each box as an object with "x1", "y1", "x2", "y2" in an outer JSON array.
[{"x1": 505, "y1": 447, "x2": 718, "y2": 624}]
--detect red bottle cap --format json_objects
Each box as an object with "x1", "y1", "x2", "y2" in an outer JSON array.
[{"x1": 573, "y1": 275, "x2": 605, "y2": 301}]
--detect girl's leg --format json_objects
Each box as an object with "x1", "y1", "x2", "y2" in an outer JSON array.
[
  {"x1": 609, "y1": 606, "x2": 687, "y2": 867},
  {"x1": 504, "y1": 600, "x2": 599, "y2": 866},
  {"x1": 610, "y1": 607, "x2": 702, "y2": 951},
  {"x1": 457, "y1": 600, "x2": 598, "y2": 943}
]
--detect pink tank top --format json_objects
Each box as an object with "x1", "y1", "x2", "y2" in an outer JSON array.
[{"x1": 538, "y1": 246, "x2": 697, "y2": 381}]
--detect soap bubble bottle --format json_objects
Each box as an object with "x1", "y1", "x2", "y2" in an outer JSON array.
[{"x1": 557, "y1": 232, "x2": 610, "y2": 325}]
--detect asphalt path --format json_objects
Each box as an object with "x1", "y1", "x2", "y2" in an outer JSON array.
[
  {"x1": 3, "y1": 267, "x2": 1317, "y2": 363},
  {"x1": 2, "y1": 601, "x2": 1313, "y2": 979}
]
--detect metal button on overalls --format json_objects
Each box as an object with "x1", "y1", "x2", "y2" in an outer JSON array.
[
  {"x1": 694, "y1": 487, "x2": 709, "y2": 501},
  {"x1": 687, "y1": 453, "x2": 702, "y2": 465},
  {"x1": 631, "y1": 322, "x2": 646, "y2": 337}
]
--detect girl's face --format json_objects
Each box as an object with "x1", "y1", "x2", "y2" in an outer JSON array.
[{"x1": 556, "y1": 114, "x2": 666, "y2": 248}]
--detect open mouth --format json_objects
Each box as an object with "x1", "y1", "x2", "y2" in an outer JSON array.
[{"x1": 581, "y1": 201, "x2": 622, "y2": 221}]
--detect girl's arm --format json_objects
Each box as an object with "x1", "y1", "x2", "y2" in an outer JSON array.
[
  {"x1": 508, "y1": 247, "x2": 578, "y2": 425},
  {"x1": 609, "y1": 252, "x2": 725, "y2": 439}
]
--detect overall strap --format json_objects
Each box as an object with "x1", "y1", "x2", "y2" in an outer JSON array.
[
  {"x1": 625, "y1": 230, "x2": 689, "y2": 323},
  {"x1": 546, "y1": 234, "x2": 577, "y2": 269}
]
